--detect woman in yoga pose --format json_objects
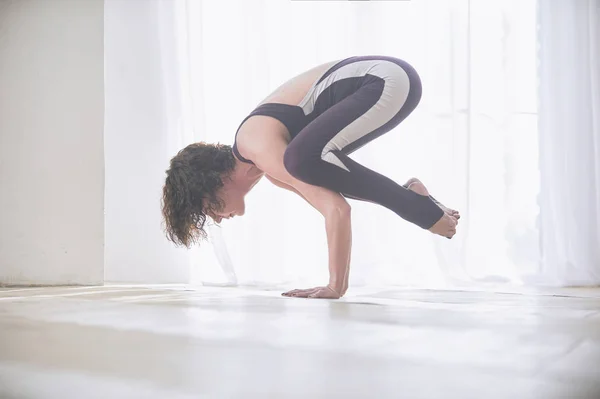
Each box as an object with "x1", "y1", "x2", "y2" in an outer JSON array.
[{"x1": 162, "y1": 55, "x2": 460, "y2": 299}]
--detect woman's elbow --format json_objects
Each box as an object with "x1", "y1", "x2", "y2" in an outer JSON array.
[{"x1": 323, "y1": 201, "x2": 351, "y2": 220}]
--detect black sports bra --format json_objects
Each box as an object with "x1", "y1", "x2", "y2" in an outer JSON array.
[{"x1": 232, "y1": 102, "x2": 313, "y2": 164}]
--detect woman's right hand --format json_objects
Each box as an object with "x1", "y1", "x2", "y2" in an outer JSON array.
[{"x1": 282, "y1": 285, "x2": 342, "y2": 299}]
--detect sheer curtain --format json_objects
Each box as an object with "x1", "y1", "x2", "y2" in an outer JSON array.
[
  {"x1": 174, "y1": 0, "x2": 541, "y2": 289},
  {"x1": 536, "y1": 0, "x2": 600, "y2": 286},
  {"x1": 104, "y1": 0, "x2": 599, "y2": 289}
]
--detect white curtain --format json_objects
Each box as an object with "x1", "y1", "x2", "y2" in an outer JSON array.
[
  {"x1": 104, "y1": 0, "x2": 193, "y2": 283},
  {"x1": 536, "y1": 0, "x2": 600, "y2": 286},
  {"x1": 104, "y1": 0, "x2": 600, "y2": 289}
]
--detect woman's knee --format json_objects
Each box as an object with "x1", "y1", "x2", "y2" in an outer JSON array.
[{"x1": 283, "y1": 146, "x2": 316, "y2": 183}]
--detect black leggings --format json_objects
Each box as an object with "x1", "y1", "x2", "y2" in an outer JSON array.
[{"x1": 282, "y1": 57, "x2": 444, "y2": 229}]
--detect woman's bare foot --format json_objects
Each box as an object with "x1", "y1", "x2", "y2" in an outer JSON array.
[
  {"x1": 428, "y1": 212, "x2": 457, "y2": 238},
  {"x1": 405, "y1": 179, "x2": 430, "y2": 196},
  {"x1": 404, "y1": 177, "x2": 460, "y2": 220},
  {"x1": 406, "y1": 179, "x2": 457, "y2": 239}
]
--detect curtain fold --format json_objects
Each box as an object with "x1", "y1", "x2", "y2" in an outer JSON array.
[
  {"x1": 536, "y1": 0, "x2": 600, "y2": 286},
  {"x1": 104, "y1": 0, "x2": 191, "y2": 283}
]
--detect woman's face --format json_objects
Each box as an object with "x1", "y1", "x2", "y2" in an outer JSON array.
[{"x1": 207, "y1": 181, "x2": 246, "y2": 224}]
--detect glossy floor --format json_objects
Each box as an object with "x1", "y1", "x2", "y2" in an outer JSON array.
[{"x1": 1, "y1": 285, "x2": 599, "y2": 399}]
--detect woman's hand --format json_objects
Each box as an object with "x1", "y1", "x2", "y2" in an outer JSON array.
[{"x1": 282, "y1": 285, "x2": 342, "y2": 299}]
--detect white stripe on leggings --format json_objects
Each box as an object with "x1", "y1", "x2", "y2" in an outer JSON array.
[{"x1": 297, "y1": 60, "x2": 411, "y2": 171}]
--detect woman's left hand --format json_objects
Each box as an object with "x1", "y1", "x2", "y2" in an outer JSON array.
[{"x1": 282, "y1": 285, "x2": 341, "y2": 299}]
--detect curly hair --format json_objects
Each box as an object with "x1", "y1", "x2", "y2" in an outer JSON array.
[{"x1": 161, "y1": 142, "x2": 236, "y2": 247}]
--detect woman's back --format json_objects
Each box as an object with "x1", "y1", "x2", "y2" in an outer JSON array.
[{"x1": 257, "y1": 59, "x2": 341, "y2": 107}]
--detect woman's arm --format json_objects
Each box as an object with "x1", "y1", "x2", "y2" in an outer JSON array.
[
  {"x1": 265, "y1": 172, "x2": 350, "y2": 296},
  {"x1": 238, "y1": 123, "x2": 351, "y2": 298},
  {"x1": 264, "y1": 175, "x2": 308, "y2": 203}
]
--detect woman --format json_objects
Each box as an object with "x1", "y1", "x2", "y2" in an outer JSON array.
[{"x1": 162, "y1": 55, "x2": 460, "y2": 299}]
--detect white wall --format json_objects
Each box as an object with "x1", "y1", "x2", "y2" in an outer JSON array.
[
  {"x1": 103, "y1": 0, "x2": 191, "y2": 283},
  {"x1": 0, "y1": 0, "x2": 105, "y2": 285}
]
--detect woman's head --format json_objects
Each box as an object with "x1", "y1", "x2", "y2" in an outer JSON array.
[{"x1": 161, "y1": 142, "x2": 242, "y2": 247}]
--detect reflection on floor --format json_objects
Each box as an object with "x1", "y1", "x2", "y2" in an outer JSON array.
[{"x1": 1, "y1": 285, "x2": 599, "y2": 399}]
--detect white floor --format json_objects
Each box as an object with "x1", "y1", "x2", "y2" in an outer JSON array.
[{"x1": 0, "y1": 285, "x2": 599, "y2": 399}]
